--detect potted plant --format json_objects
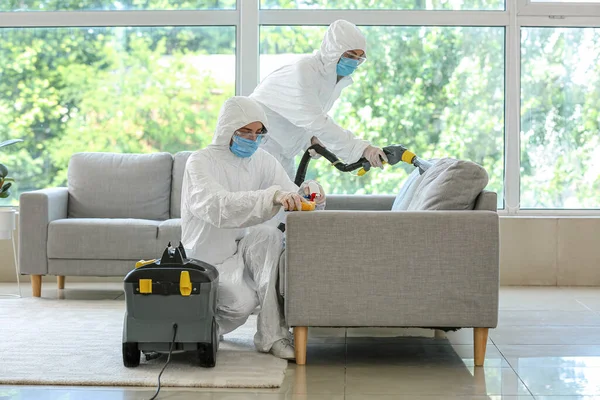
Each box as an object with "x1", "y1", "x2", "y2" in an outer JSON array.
[{"x1": 0, "y1": 139, "x2": 23, "y2": 240}]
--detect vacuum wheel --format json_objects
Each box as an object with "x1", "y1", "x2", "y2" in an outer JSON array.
[
  {"x1": 196, "y1": 318, "x2": 217, "y2": 368},
  {"x1": 123, "y1": 342, "x2": 141, "y2": 368}
]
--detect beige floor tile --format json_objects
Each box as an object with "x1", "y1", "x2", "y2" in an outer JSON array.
[
  {"x1": 347, "y1": 327, "x2": 434, "y2": 338},
  {"x1": 342, "y1": 328, "x2": 491, "y2": 346},
  {"x1": 499, "y1": 287, "x2": 589, "y2": 311},
  {"x1": 498, "y1": 310, "x2": 600, "y2": 326},
  {"x1": 574, "y1": 298, "x2": 600, "y2": 312},
  {"x1": 346, "y1": 343, "x2": 509, "y2": 368},
  {"x1": 535, "y1": 397, "x2": 599, "y2": 400},
  {"x1": 346, "y1": 396, "x2": 534, "y2": 400},
  {"x1": 517, "y1": 367, "x2": 600, "y2": 396},
  {"x1": 490, "y1": 326, "x2": 600, "y2": 345},
  {"x1": 345, "y1": 366, "x2": 529, "y2": 396},
  {"x1": 0, "y1": 282, "x2": 123, "y2": 300},
  {"x1": 279, "y1": 365, "x2": 345, "y2": 396},
  {"x1": 0, "y1": 388, "x2": 298, "y2": 400},
  {"x1": 558, "y1": 287, "x2": 600, "y2": 298},
  {"x1": 0, "y1": 387, "x2": 343, "y2": 400},
  {"x1": 499, "y1": 218, "x2": 558, "y2": 285},
  {"x1": 496, "y1": 345, "x2": 600, "y2": 369},
  {"x1": 558, "y1": 219, "x2": 600, "y2": 286},
  {"x1": 305, "y1": 327, "x2": 345, "y2": 344},
  {"x1": 444, "y1": 328, "x2": 495, "y2": 345},
  {"x1": 301, "y1": 344, "x2": 346, "y2": 366}
]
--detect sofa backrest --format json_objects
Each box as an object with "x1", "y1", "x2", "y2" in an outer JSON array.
[
  {"x1": 326, "y1": 192, "x2": 497, "y2": 212},
  {"x1": 326, "y1": 195, "x2": 396, "y2": 210},
  {"x1": 68, "y1": 152, "x2": 173, "y2": 220},
  {"x1": 168, "y1": 150, "x2": 497, "y2": 217},
  {"x1": 171, "y1": 151, "x2": 193, "y2": 219}
]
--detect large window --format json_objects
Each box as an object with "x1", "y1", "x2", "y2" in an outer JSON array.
[
  {"x1": 2, "y1": 1, "x2": 600, "y2": 213},
  {"x1": 0, "y1": 26, "x2": 235, "y2": 205},
  {"x1": 261, "y1": 26, "x2": 505, "y2": 206},
  {"x1": 261, "y1": 0, "x2": 504, "y2": 11},
  {"x1": 520, "y1": 27, "x2": 600, "y2": 209},
  {"x1": 1, "y1": 1, "x2": 235, "y2": 11}
]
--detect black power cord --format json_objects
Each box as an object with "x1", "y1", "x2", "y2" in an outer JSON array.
[{"x1": 148, "y1": 323, "x2": 178, "y2": 400}]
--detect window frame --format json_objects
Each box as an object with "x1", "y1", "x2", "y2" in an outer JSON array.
[
  {"x1": 1, "y1": 0, "x2": 599, "y2": 214},
  {"x1": 517, "y1": 0, "x2": 600, "y2": 18}
]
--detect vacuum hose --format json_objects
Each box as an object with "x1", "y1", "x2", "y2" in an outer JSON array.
[{"x1": 294, "y1": 144, "x2": 432, "y2": 186}]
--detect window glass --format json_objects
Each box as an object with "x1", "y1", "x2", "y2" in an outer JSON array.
[
  {"x1": 262, "y1": 0, "x2": 504, "y2": 11},
  {"x1": 1, "y1": 0, "x2": 235, "y2": 11},
  {"x1": 260, "y1": 25, "x2": 505, "y2": 208},
  {"x1": 521, "y1": 27, "x2": 600, "y2": 209},
  {"x1": 0, "y1": 26, "x2": 235, "y2": 205}
]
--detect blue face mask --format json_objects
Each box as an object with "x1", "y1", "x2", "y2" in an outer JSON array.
[
  {"x1": 230, "y1": 135, "x2": 262, "y2": 158},
  {"x1": 336, "y1": 56, "x2": 360, "y2": 77}
]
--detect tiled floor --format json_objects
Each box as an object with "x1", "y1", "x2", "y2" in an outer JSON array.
[{"x1": 1, "y1": 283, "x2": 600, "y2": 399}]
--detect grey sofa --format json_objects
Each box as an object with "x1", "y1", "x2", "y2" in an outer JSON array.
[
  {"x1": 284, "y1": 191, "x2": 499, "y2": 366},
  {"x1": 19, "y1": 152, "x2": 192, "y2": 296},
  {"x1": 20, "y1": 151, "x2": 498, "y2": 367}
]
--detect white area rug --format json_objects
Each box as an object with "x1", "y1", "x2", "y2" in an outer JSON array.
[{"x1": 0, "y1": 298, "x2": 287, "y2": 388}]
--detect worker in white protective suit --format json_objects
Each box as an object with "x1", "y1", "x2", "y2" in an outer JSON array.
[
  {"x1": 180, "y1": 96, "x2": 326, "y2": 360},
  {"x1": 250, "y1": 19, "x2": 388, "y2": 179}
]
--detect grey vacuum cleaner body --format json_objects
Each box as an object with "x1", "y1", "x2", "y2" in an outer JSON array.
[{"x1": 122, "y1": 243, "x2": 219, "y2": 368}]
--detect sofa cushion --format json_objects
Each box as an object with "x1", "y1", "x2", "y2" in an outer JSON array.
[
  {"x1": 158, "y1": 218, "x2": 182, "y2": 248},
  {"x1": 68, "y1": 152, "x2": 173, "y2": 220},
  {"x1": 406, "y1": 158, "x2": 489, "y2": 211},
  {"x1": 171, "y1": 151, "x2": 193, "y2": 218},
  {"x1": 48, "y1": 218, "x2": 161, "y2": 260}
]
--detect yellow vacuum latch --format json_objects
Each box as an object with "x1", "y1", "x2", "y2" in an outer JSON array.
[
  {"x1": 135, "y1": 259, "x2": 156, "y2": 269},
  {"x1": 180, "y1": 271, "x2": 192, "y2": 296},
  {"x1": 139, "y1": 279, "x2": 153, "y2": 294}
]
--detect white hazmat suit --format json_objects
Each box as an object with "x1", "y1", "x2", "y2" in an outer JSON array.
[
  {"x1": 250, "y1": 19, "x2": 372, "y2": 179},
  {"x1": 180, "y1": 97, "x2": 299, "y2": 353}
]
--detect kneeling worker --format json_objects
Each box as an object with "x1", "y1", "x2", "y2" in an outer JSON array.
[{"x1": 180, "y1": 96, "x2": 326, "y2": 360}]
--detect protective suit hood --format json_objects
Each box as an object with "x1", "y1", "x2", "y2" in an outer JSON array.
[
  {"x1": 210, "y1": 96, "x2": 269, "y2": 148},
  {"x1": 317, "y1": 20, "x2": 367, "y2": 77}
]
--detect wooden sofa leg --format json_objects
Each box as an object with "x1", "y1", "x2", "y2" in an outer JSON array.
[
  {"x1": 294, "y1": 326, "x2": 308, "y2": 365},
  {"x1": 31, "y1": 275, "x2": 42, "y2": 297},
  {"x1": 474, "y1": 327, "x2": 489, "y2": 367},
  {"x1": 57, "y1": 276, "x2": 65, "y2": 290}
]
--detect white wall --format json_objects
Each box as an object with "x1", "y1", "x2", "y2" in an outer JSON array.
[{"x1": 1, "y1": 216, "x2": 599, "y2": 286}]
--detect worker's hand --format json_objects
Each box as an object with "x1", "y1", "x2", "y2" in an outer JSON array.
[
  {"x1": 363, "y1": 145, "x2": 388, "y2": 168},
  {"x1": 308, "y1": 136, "x2": 324, "y2": 159},
  {"x1": 274, "y1": 190, "x2": 307, "y2": 211},
  {"x1": 299, "y1": 180, "x2": 326, "y2": 205}
]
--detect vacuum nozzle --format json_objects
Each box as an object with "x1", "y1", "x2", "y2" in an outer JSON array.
[{"x1": 358, "y1": 145, "x2": 432, "y2": 176}]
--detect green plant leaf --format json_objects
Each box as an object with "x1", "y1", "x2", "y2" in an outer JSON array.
[
  {"x1": 0, "y1": 163, "x2": 7, "y2": 178},
  {"x1": 2, "y1": 182, "x2": 11, "y2": 191},
  {"x1": 4, "y1": 178, "x2": 15, "y2": 182},
  {"x1": 0, "y1": 190, "x2": 10, "y2": 199}
]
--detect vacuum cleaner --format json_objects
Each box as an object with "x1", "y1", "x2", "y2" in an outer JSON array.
[
  {"x1": 294, "y1": 143, "x2": 433, "y2": 186},
  {"x1": 122, "y1": 242, "x2": 219, "y2": 370},
  {"x1": 276, "y1": 143, "x2": 432, "y2": 232}
]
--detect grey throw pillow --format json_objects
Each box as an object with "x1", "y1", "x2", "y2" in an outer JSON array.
[{"x1": 406, "y1": 158, "x2": 489, "y2": 211}]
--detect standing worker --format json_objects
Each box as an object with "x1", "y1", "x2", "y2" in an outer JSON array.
[{"x1": 250, "y1": 19, "x2": 387, "y2": 179}]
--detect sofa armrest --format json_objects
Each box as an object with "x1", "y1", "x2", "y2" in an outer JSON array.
[
  {"x1": 19, "y1": 187, "x2": 69, "y2": 275},
  {"x1": 474, "y1": 190, "x2": 497, "y2": 211},
  {"x1": 285, "y1": 210, "x2": 499, "y2": 328}
]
